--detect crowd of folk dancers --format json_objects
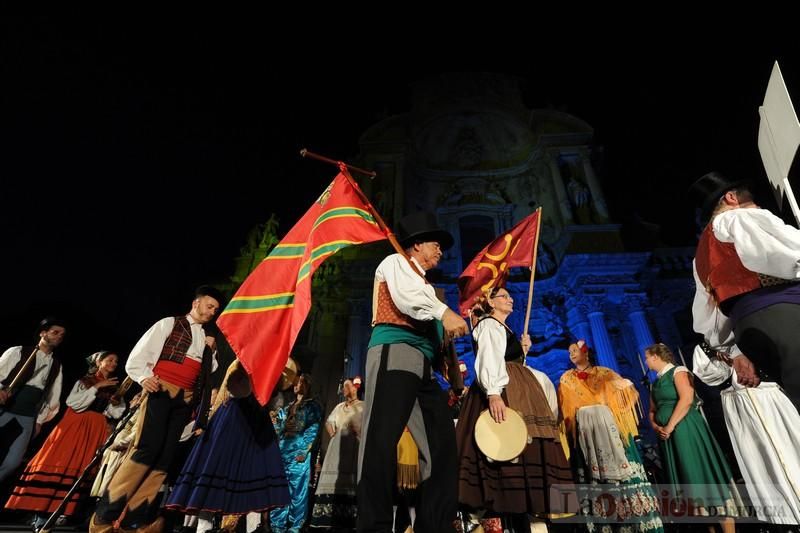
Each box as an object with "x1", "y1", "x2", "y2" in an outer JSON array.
[{"x1": 3, "y1": 172, "x2": 800, "y2": 532}]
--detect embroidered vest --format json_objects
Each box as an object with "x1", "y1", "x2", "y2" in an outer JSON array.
[
  {"x1": 695, "y1": 224, "x2": 792, "y2": 304},
  {"x1": 159, "y1": 316, "x2": 194, "y2": 363},
  {"x1": 1, "y1": 346, "x2": 61, "y2": 417},
  {"x1": 151, "y1": 318, "x2": 214, "y2": 428},
  {"x1": 373, "y1": 281, "x2": 433, "y2": 334}
]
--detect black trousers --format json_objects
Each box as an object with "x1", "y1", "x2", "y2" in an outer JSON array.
[
  {"x1": 356, "y1": 343, "x2": 457, "y2": 533},
  {"x1": 95, "y1": 383, "x2": 192, "y2": 527},
  {"x1": 735, "y1": 302, "x2": 800, "y2": 411}
]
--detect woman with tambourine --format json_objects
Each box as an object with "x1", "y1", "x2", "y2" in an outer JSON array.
[{"x1": 455, "y1": 287, "x2": 572, "y2": 533}]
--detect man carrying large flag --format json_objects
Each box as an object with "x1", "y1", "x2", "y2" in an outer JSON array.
[
  {"x1": 457, "y1": 209, "x2": 541, "y2": 318},
  {"x1": 217, "y1": 170, "x2": 390, "y2": 405},
  {"x1": 356, "y1": 211, "x2": 469, "y2": 533}
]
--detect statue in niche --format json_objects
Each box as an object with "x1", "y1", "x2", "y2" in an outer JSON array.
[
  {"x1": 567, "y1": 178, "x2": 593, "y2": 224},
  {"x1": 486, "y1": 182, "x2": 509, "y2": 204}
]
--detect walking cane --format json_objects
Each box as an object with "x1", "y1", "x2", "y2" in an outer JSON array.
[{"x1": 37, "y1": 399, "x2": 142, "y2": 533}]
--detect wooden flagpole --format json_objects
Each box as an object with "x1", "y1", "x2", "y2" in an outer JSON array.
[
  {"x1": 4, "y1": 346, "x2": 40, "y2": 398},
  {"x1": 522, "y1": 207, "x2": 543, "y2": 338},
  {"x1": 300, "y1": 148, "x2": 376, "y2": 178},
  {"x1": 299, "y1": 148, "x2": 425, "y2": 277}
]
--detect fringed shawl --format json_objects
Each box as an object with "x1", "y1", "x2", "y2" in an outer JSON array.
[{"x1": 558, "y1": 366, "x2": 640, "y2": 443}]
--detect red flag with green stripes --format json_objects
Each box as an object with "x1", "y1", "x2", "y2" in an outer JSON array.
[{"x1": 218, "y1": 172, "x2": 389, "y2": 404}]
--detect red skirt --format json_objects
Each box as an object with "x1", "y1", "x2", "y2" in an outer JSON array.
[{"x1": 5, "y1": 408, "x2": 110, "y2": 515}]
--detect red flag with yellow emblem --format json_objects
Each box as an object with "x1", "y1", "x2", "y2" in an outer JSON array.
[
  {"x1": 457, "y1": 208, "x2": 541, "y2": 317},
  {"x1": 218, "y1": 172, "x2": 389, "y2": 404}
]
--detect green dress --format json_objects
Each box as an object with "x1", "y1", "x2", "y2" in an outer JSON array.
[{"x1": 652, "y1": 366, "x2": 742, "y2": 516}]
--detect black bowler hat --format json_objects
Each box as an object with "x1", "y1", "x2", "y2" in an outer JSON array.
[
  {"x1": 688, "y1": 171, "x2": 749, "y2": 221},
  {"x1": 396, "y1": 211, "x2": 454, "y2": 251},
  {"x1": 195, "y1": 285, "x2": 226, "y2": 307},
  {"x1": 36, "y1": 317, "x2": 66, "y2": 335}
]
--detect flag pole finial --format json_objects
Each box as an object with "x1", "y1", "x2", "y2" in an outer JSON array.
[{"x1": 300, "y1": 148, "x2": 377, "y2": 178}]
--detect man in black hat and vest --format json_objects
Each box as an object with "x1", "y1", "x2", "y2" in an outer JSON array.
[
  {"x1": 91, "y1": 286, "x2": 222, "y2": 533},
  {"x1": 0, "y1": 317, "x2": 66, "y2": 483},
  {"x1": 690, "y1": 171, "x2": 800, "y2": 410},
  {"x1": 357, "y1": 211, "x2": 469, "y2": 533}
]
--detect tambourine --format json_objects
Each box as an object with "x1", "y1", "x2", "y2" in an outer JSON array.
[{"x1": 474, "y1": 408, "x2": 527, "y2": 462}]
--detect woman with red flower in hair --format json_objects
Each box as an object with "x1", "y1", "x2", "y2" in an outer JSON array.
[{"x1": 558, "y1": 341, "x2": 663, "y2": 532}]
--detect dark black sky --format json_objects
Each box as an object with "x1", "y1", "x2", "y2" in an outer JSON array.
[{"x1": 1, "y1": 20, "x2": 796, "y2": 374}]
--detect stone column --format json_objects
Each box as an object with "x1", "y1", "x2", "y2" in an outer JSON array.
[
  {"x1": 586, "y1": 298, "x2": 619, "y2": 372},
  {"x1": 547, "y1": 151, "x2": 574, "y2": 225},
  {"x1": 625, "y1": 295, "x2": 656, "y2": 380},
  {"x1": 578, "y1": 148, "x2": 609, "y2": 220},
  {"x1": 566, "y1": 299, "x2": 592, "y2": 347}
]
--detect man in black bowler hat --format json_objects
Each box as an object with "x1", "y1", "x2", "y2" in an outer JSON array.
[
  {"x1": 356, "y1": 211, "x2": 468, "y2": 533},
  {"x1": 0, "y1": 317, "x2": 66, "y2": 483},
  {"x1": 690, "y1": 170, "x2": 800, "y2": 410}
]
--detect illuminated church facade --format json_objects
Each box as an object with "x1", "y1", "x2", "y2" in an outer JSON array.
[{"x1": 229, "y1": 73, "x2": 697, "y2": 418}]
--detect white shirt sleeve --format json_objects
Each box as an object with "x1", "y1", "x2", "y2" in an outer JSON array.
[
  {"x1": 36, "y1": 366, "x2": 62, "y2": 425},
  {"x1": 326, "y1": 403, "x2": 342, "y2": 431},
  {"x1": 474, "y1": 319, "x2": 509, "y2": 396},
  {"x1": 66, "y1": 379, "x2": 98, "y2": 412},
  {"x1": 527, "y1": 366, "x2": 558, "y2": 418},
  {"x1": 210, "y1": 348, "x2": 218, "y2": 374},
  {"x1": 375, "y1": 254, "x2": 448, "y2": 321},
  {"x1": 691, "y1": 262, "x2": 742, "y2": 357},
  {"x1": 179, "y1": 420, "x2": 195, "y2": 442},
  {"x1": 714, "y1": 208, "x2": 800, "y2": 280},
  {"x1": 104, "y1": 398, "x2": 127, "y2": 420},
  {"x1": 691, "y1": 345, "x2": 732, "y2": 387},
  {"x1": 126, "y1": 317, "x2": 175, "y2": 384},
  {"x1": 0, "y1": 346, "x2": 22, "y2": 387}
]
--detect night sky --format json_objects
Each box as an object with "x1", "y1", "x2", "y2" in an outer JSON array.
[{"x1": 1, "y1": 21, "x2": 797, "y2": 382}]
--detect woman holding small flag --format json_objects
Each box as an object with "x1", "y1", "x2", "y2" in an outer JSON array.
[{"x1": 456, "y1": 287, "x2": 572, "y2": 533}]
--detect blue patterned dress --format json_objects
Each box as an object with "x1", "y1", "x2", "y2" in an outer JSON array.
[{"x1": 269, "y1": 397, "x2": 322, "y2": 533}]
